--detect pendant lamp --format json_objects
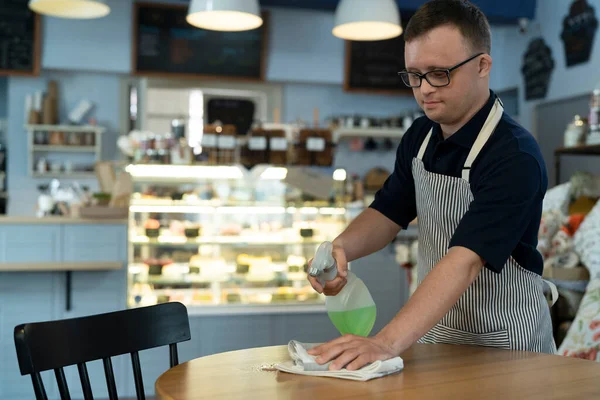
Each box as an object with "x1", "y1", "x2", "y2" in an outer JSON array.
[
  {"x1": 29, "y1": 0, "x2": 110, "y2": 19},
  {"x1": 333, "y1": 0, "x2": 402, "y2": 41},
  {"x1": 186, "y1": 0, "x2": 263, "y2": 32}
]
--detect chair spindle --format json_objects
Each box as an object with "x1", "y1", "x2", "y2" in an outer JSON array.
[
  {"x1": 54, "y1": 367, "x2": 71, "y2": 400},
  {"x1": 77, "y1": 362, "x2": 94, "y2": 400},
  {"x1": 31, "y1": 372, "x2": 48, "y2": 400},
  {"x1": 131, "y1": 351, "x2": 146, "y2": 400},
  {"x1": 169, "y1": 343, "x2": 179, "y2": 368},
  {"x1": 103, "y1": 357, "x2": 118, "y2": 400}
]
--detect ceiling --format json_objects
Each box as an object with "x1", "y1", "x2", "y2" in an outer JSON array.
[{"x1": 258, "y1": 0, "x2": 537, "y2": 24}]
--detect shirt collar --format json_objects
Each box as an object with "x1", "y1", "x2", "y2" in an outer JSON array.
[{"x1": 432, "y1": 90, "x2": 497, "y2": 148}]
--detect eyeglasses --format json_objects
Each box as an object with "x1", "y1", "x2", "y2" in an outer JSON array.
[{"x1": 398, "y1": 53, "x2": 485, "y2": 88}]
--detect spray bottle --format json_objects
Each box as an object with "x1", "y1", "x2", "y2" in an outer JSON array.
[{"x1": 309, "y1": 241, "x2": 376, "y2": 337}]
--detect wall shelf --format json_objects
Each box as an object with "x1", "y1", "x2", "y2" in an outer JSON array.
[
  {"x1": 333, "y1": 127, "x2": 405, "y2": 143},
  {"x1": 25, "y1": 124, "x2": 106, "y2": 133},
  {"x1": 553, "y1": 143, "x2": 600, "y2": 183},
  {"x1": 554, "y1": 143, "x2": 600, "y2": 155},
  {"x1": 25, "y1": 124, "x2": 104, "y2": 178},
  {"x1": 32, "y1": 145, "x2": 97, "y2": 153},
  {"x1": 31, "y1": 172, "x2": 96, "y2": 179}
]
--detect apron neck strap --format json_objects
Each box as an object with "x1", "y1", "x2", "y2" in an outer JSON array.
[
  {"x1": 414, "y1": 97, "x2": 505, "y2": 173},
  {"x1": 416, "y1": 130, "x2": 432, "y2": 161},
  {"x1": 461, "y1": 98, "x2": 504, "y2": 182}
]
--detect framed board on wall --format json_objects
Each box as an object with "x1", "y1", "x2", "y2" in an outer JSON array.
[
  {"x1": 343, "y1": 14, "x2": 413, "y2": 95},
  {"x1": 0, "y1": 1, "x2": 41, "y2": 76},
  {"x1": 132, "y1": 2, "x2": 269, "y2": 81}
]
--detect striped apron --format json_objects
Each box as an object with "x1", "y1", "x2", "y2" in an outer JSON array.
[{"x1": 414, "y1": 98, "x2": 558, "y2": 353}]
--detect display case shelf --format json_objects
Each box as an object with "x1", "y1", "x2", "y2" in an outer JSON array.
[
  {"x1": 129, "y1": 201, "x2": 346, "y2": 216},
  {"x1": 131, "y1": 236, "x2": 327, "y2": 246}
]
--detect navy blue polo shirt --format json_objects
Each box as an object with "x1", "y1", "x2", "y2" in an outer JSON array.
[{"x1": 370, "y1": 90, "x2": 548, "y2": 275}]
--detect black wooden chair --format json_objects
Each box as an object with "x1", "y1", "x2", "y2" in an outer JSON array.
[{"x1": 14, "y1": 302, "x2": 191, "y2": 400}]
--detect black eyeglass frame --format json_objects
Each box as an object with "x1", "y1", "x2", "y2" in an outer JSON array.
[{"x1": 398, "y1": 52, "x2": 485, "y2": 88}]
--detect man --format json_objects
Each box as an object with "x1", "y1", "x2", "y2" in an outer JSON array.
[{"x1": 307, "y1": 0, "x2": 558, "y2": 371}]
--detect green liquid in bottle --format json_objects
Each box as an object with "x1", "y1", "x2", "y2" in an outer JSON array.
[{"x1": 327, "y1": 305, "x2": 377, "y2": 337}]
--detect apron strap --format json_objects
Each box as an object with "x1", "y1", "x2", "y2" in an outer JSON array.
[
  {"x1": 416, "y1": 129, "x2": 432, "y2": 160},
  {"x1": 461, "y1": 99, "x2": 505, "y2": 182},
  {"x1": 544, "y1": 279, "x2": 559, "y2": 306}
]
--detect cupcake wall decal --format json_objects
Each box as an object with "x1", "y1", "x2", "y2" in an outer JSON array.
[
  {"x1": 561, "y1": 0, "x2": 598, "y2": 67},
  {"x1": 522, "y1": 37, "x2": 555, "y2": 101}
]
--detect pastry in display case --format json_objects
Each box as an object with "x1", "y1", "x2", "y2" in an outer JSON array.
[{"x1": 126, "y1": 164, "x2": 349, "y2": 311}]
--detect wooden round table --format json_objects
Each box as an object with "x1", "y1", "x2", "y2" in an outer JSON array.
[{"x1": 155, "y1": 344, "x2": 600, "y2": 399}]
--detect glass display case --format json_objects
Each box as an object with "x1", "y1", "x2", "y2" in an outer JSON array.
[{"x1": 126, "y1": 164, "x2": 350, "y2": 312}]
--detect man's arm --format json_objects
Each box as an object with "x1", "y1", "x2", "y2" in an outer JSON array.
[
  {"x1": 308, "y1": 124, "x2": 421, "y2": 295},
  {"x1": 375, "y1": 246, "x2": 483, "y2": 353},
  {"x1": 333, "y1": 208, "x2": 401, "y2": 263},
  {"x1": 308, "y1": 246, "x2": 483, "y2": 370}
]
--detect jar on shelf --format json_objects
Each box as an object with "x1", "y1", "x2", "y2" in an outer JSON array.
[
  {"x1": 49, "y1": 131, "x2": 65, "y2": 146},
  {"x1": 83, "y1": 132, "x2": 95, "y2": 146},
  {"x1": 589, "y1": 89, "x2": 600, "y2": 131},
  {"x1": 67, "y1": 132, "x2": 81, "y2": 146},
  {"x1": 33, "y1": 130, "x2": 48, "y2": 145},
  {"x1": 563, "y1": 115, "x2": 587, "y2": 147}
]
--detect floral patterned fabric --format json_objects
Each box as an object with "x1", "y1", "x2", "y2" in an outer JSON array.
[
  {"x1": 574, "y1": 199, "x2": 600, "y2": 279},
  {"x1": 547, "y1": 182, "x2": 600, "y2": 361},
  {"x1": 542, "y1": 182, "x2": 571, "y2": 214},
  {"x1": 558, "y1": 279, "x2": 600, "y2": 361}
]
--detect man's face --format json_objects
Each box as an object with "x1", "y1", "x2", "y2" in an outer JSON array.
[{"x1": 405, "y1": 24, "x2": 483, "y2": 125}]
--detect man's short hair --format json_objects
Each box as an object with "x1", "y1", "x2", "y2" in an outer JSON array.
[{"x1": 404, "y1": 0, "x2": 492, "y2": 54}]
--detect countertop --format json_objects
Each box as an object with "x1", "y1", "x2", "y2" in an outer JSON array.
[{"x1": 0, "y1": 216, "x2": 128, "y2": 225}]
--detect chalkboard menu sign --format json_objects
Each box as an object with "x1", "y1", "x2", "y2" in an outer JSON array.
[
  {"x1": 0, "y1": 0, "x2": 41, "y2": 76},
  {"x1": 344, "y1": 15, "x2": 413, "y2": 95},
  {"x1": 521, "y1": 37, "x2": 555, "y2": 101},
  {"x1": 560, "y1": 0, "x2": 598, "y2": 67},
  {"x1": 133, "y1": 2, "x2": 268, "y2": 81}
]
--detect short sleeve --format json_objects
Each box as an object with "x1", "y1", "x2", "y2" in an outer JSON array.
[
  {"x1": 449, "y1": 153, "x2": 544, "y2": 273},
  {"x1": 368, "y1": 128, "x2": 419, "y2": 229}
]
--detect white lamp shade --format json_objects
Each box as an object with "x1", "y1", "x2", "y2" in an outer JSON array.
[
  {"x1": 187, "y1": 0, "x2": 263, "y2": 32},
  {"x1": 333, "y1": 0, "x2": 402, "y2": 41},
  {"x1": 29, "y1": 0, "x2": 110, "y2": 19}
]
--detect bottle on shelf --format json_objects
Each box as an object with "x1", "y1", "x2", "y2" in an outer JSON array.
[
  {"x1": 588, "y1": 88, "x2": 600, "y2": 145},
  {"x1": 308, "y1": 241, "x2": 376, "y2": 337}
]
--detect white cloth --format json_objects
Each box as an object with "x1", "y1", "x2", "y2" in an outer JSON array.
[{"x1": 275, "y1": 340, "x2": 404, "y2": 381}]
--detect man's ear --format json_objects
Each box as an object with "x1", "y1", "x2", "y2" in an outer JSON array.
[{"x1": 479, "y1": 54, "x2": 492, "y2": 77}]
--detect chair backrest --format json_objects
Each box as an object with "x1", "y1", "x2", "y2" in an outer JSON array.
[{"x1": 14, "y1": 302, "x2": 191, "y2": 400}]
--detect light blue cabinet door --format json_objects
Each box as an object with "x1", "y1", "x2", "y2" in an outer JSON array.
[
  {"x1": 0, "y1": 225, "x2": 62, "y2": 263},
  {"x1": 60, "y1": 225, "x2": 129, "y2": 398},
  {"x1": 0, "y1": 272, "x2": 62, "y2": 400},
  {"x1": 62, "y1": 225, "x2": 126, "y2": 262}
]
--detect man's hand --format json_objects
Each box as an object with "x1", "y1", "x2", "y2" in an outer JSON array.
[
  {"x1": 307, "y1": 244, "x2": 348, "y2": 296},
  {"x1": 307, "y1": 334, "x2": 397, "y2": 371}
]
